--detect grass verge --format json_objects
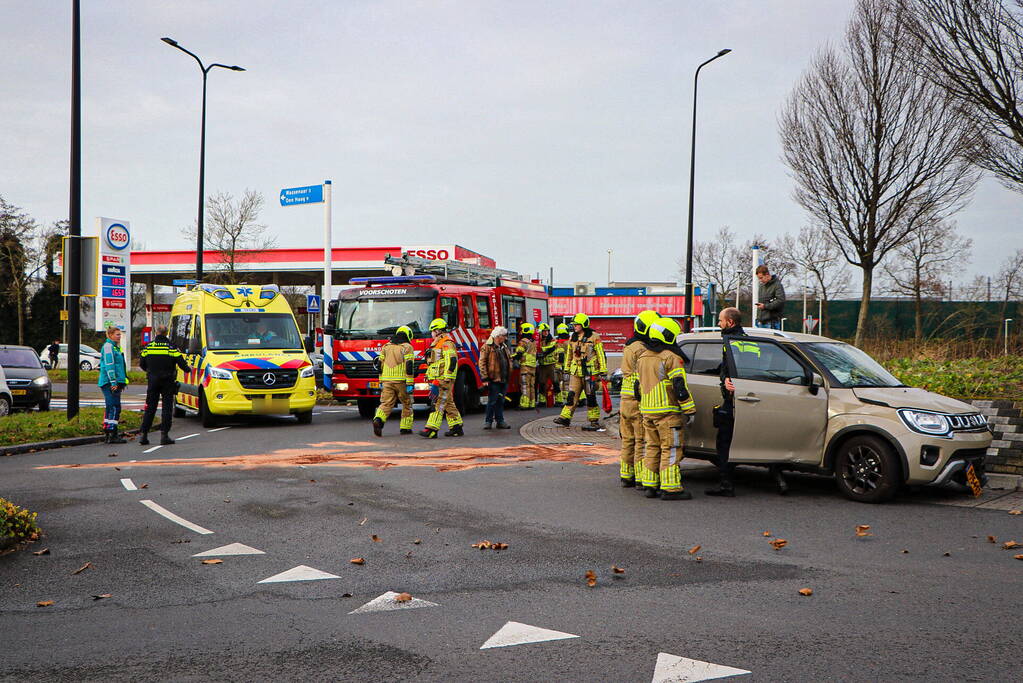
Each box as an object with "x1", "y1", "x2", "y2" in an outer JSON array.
[
  {"x1": 0, "y1": 407, "x2": 143, "y2": 448},
  {"x1": 47, "y1": 369, "x2": 148, "y2": 384}
]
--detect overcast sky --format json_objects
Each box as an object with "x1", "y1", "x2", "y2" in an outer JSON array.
[{"x1": 1, "y1": 0, "x2": 1019, "y2": 288}]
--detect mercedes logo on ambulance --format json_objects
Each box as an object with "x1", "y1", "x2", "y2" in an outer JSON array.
[{"x1": 262, "y1": 372, "x2": 276, "y2": 386}]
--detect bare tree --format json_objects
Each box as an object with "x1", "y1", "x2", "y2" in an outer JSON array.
[
  {"x1": 899, "y1": 0, "x2": 1023, "y2": 192},
  {"x1": 882, "y1": 220, "x2": 972, "y2": 339},
  {"x1": 184, "y1": 190, "x2": 276, "y2": 283},
  {"x1": 777, "y1": 226, "x2": 852, "y2": 334},
  {"x1": 996, "y1": 247, "x2": 1023, "y2": 304},
  {"x1": 0, "y1": 195, "x2": 39, "y2": 344},
  {"x1": 780, "y1": 0, "x2": 982, "y2": 346}
]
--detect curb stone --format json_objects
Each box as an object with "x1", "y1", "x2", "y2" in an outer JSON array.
[{"x1": 0, "y1": 424, "x2": 159, "y2": 458}]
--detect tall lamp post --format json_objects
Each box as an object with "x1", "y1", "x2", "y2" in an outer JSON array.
[
  {"x1": 161, "y1": 37, "x2": 244, "y2": 281},
  {"x1": 683, "y1": 48, "x2": 731, "y2": 331}
]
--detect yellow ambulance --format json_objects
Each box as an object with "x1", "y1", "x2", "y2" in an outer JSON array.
[{"x1": 168, "y1": 283, "x2": 316, "y2": 426}]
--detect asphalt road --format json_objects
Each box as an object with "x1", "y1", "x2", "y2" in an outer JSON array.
[{"x1": 1, "y1": 402, "x2": 1021, "y2": 682}]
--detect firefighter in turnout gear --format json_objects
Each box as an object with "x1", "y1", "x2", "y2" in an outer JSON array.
[
  {"x1": 618, "y1": 310, "x2": 660, "y2": 488},
  {"x1": 420, "y1": 318, "x2": 464, "y2": 438},
  {"x1": 372, "y1": 325, "x2": 416, "y2": 437},
  {"x1": 638, "y1": 317, "x2": 696, "y2": 500},
  {"x1": 554, "y1": 322, "x2": 570, "y2": 405},
  {"x1": 535, "y1": 323, "x2": 558, "y2": 407},
  {"x1": 514, "y1": 322, "x2": 538, "y2": 409},
  {"x1": 553, "y1": 313, "x2": 606, "y2": 430},
  {"x1": 138, "y1": 325, "x2": 190, "y2": 446}
]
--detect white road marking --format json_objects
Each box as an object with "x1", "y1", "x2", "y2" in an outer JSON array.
[
  {"x1": 651, "y1": 653, "x2": 751, "y2": 682},
  {"x1": 139, "y1": 500, "x2": 213, "y2": 535},
  {"x1": 348, "y1": 591, "x2": 439, "y2": 615},
  {"x1": 192, "y1": 543, "x2": 265, "y2": 557},
  {"x1": 177, "y1": 433, "x2": 200, "y2": 440},
  {"x1": 479, "y1": 622, "x2": 578, "y2": 649},
  {"x1": 120, "y1": 478, "x2": 137, "y2": 491},
  {"x1": 257, "y1": 565, "x2": 340, "y2": 584},
  {"x1": 207, "y1": 426, "x2": 231, "y2": 432},
  {"x1": 324, "y1": 410, "x2": 343, "y2": 413},
  {"x1": 143, "y1": 445, "x2": 162, "y2": 454}
]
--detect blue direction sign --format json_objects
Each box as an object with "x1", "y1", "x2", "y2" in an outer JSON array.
[
  {"x1": 280, "y1": 184, "x2": 324, "y2": 206},
  {"x1": 172, "y1": 278, "x2": 197, "y2": 287},
  {"x1": 306, "y1": 294, "x2": 321, "y2": 313}
]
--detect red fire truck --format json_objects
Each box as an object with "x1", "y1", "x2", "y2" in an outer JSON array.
[{"x1": 323, "y1": 255, "x2": 549, "y2": 418}]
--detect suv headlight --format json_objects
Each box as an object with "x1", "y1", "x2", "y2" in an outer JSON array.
[
  {"x1": 898, "y1": 409, "x2": 951, "y2": 437},
  {"x1": 207, "y1": 366, "x2": 233, "y2": 380},
  {"x1": 32, "y1": 376, "x2": 51, "y2": 386},
  {"x1": 300, "y1": 366, "x2": 315, "y2": 378}
]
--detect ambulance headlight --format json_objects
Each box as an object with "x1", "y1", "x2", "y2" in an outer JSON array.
[
  {"x1": 207, "y1": 367, "x2": 233, "y2": 380},
  {"x1": 414, "y1": 383, "x2": 430, "y2": 391},
  {"x1": 300, "y1": 366, "x2": 315, "y2": 378}
]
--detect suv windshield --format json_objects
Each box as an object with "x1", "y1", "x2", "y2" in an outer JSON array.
[
  {"x1": 335, "y1": 297, "x2": 435, "y2": 339},
  {"x1": 0, "y1": 348, "x2": 43, "y2": 368},
  {"x1": 802, "y1": 342, "x2": 905, "y2": 388},
  {"x1": 205, "y1": 313, "x2": 302, "y2": 350}
]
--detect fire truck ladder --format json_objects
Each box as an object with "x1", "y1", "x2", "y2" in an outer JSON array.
[{"x1": 384, "y1": 254, "x2": 524, "y2": 287}]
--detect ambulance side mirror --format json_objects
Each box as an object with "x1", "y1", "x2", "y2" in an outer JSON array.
[
  {"x1": 187, "y1": 338, "x2": 200, "y2": 355},
  {"x1": 303, "y1": 335, "x2": 314, "y2": 353}
]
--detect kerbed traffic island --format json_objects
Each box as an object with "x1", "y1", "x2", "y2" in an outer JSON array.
[{"x1": 0, "y1": 408, "x2": 146, "y2": 457}]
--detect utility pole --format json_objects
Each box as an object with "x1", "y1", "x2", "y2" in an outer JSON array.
[{"x1": 66, "y1": 0, "x2": 82, "y2": 420}]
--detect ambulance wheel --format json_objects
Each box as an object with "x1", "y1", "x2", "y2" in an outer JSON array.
[
  {"x1": 174, "y1": 404, "x2": 186, "y2": 418},
  {"x1": 295, "y1": 410, "x2": 313, "y2": 424},
  {"x1": 357, "y1": 399, "x2": 378, "y2": 419},
  {"x1": 199, "y1": 391, "x2": 219, "y2": 428}
]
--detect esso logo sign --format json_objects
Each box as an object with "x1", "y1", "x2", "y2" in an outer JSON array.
[
  {"x1": 106, "y1": 223, "x2": 130, "y2": 251},
  {"x1": 405, "y1": 249, "x2": 450, "y2": 260}
]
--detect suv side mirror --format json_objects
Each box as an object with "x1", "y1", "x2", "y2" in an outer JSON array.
[{"x1": 809, "y1": 372, "x2": 824, "y2": 395}]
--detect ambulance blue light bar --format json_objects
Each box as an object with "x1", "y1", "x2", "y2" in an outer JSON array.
[{"x1": 349, "y1": 276, "x2": 437, "y2": 285}]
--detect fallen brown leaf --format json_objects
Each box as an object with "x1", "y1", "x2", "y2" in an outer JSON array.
[
  {"x1": 762, "y1": 531, "x2": 771, "y2": 537},
  {"x1": 309, "y1": 479, "x2": 316, "y2": 483},
  {"x1": 107, "y1": 453, "x2": 118, "y2": 457},
  {"x1": 585, "y1": 570, "x2": 597, "y2": 587},
  {"x1": 413, "y1": 539, "x2": 422, "y2": 545},
  {"x1": 855, "y1": 529, "x2": 872, "y2": 538},
  {"x1": 493, "y1": 542, "x2": 509, "y2": 551},
  {"x1": 91, "y1": 594, "x2": 113, "y2": 600},
  {"x1": 350, "y1": 557, "x2": 365, "y2": 565},
  {"x1": 855, "y1": 524, "x2": 871, "y2": 533},
  {"x1": 71, "y1": 561, "x2": 93, "y2": 575},
  {"x1": 1002, "y1": 541, "x2": 1020, "y2": 550},
  {"x1": 695, "y1": 556, "x2": 703, "y2": 562},
  {"x1": 114, "y1": 467, "x2": 120, "y2": 471},
  {"x1": 943, "y1": 552, "x2": 951, "y2": 557},
  {"x1": 688, "y1": 544, "x2": 701, "y2": 555},
  {"x1": 371, "y1": 534, "x2": 381, "y2": 542},
  {"x1": 36, "y1": 600, "x2": 54, "y2": 607},
  {"x1": 394, "y1": 592, "x2": 412, "y2": 603},
  {"x1": 769, "y1": 539, "x2": 788, "y2": 550},
  {"x1": 901, "y1": 549, "x2": 910, "y2": 554},
  {"x1": 798, "y1": 588, "x2": 813, "y2": 596},
  {"x1": 32, "y1": 548, "x2": 50, "y2": 556},
  {"x1": 987, "y1": 535, "x2": 997, "y2": 543},
  {"x1": 611, "y1": 565, "x2": 625, "y2": 574},
  {"x1": 341, "y1": 593, "x2": 353, "y2": 598},
  {"x1": 1014, "y1": 554, "x2": 1023, "y2": 560},
  {"x1": 139, "y1": 483, "x2": 149, "y2": 489},
  {"x1": 201, "y1": 559, "x2": 223, "y2": 565},
  {"x1": 1009, "y1": 509, "x2": 1022, "y2": 515}
]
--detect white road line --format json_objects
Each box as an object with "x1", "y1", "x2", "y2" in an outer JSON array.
[
  {"x1": 120, "y1": 478, "x2": 137, "y2": 491},
  {"x1": 207, "y1": 426, "x2": 231, "y2": 432},
  {"x1": 177, "y1": 433, "x2": 200, "y2": 441},
  {"x1": 143, "y1": 445, "x2": 162, "y2": 454},
  {"x1": 139, "y1": 500, "x2": 213, "y2": 535}
]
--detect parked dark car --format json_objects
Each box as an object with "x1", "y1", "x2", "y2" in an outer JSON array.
[{"x1": 0, "y1": 345, "x2": 51, "y2": 411}]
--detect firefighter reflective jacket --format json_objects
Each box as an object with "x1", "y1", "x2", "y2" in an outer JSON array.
[
  {"x1": 515, "y1": 336, "x2": 537, "y2": 368},
  {"x1": 619, "y1": 336, "x2": 646, "y2": 401},
  {"x1": 538, "y1": 334, "x2": 558, "y2": 366},
  {"x1": 377, "y1": 340, "x2": 414, "y2": 383},
  {"x1": 556, "y1": 338, "x2": 569, "y2": 371},
  {"x1": 139, "y1": 335, "x2": 190, "y2": 385},
  {"x1": 567, "y1": 329, "x2": 606, "y2": 377},
  {"x1": 426, "y1": 333, "x2": 458, "y2": 381},
  {"x1": 638, "y1": 345, "x2": 695, "y2": 415}
]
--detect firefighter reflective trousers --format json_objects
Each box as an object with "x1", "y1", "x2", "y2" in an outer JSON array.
[
  {"x1": 642, "y1": 413, "x2": 686, "y2": 493},
  {"x1": 618, "y1": 398, "x2": 646, "y2": 482},
  {"x1": 559, "y1": 375, "x2": 599, "y2": 422},
  {"x1": 426, "y1": 380, "x2": 462, "y2": 431},
  {"x1": 375, "y1": 381, "x2": 414, "y2": 431},
  {"x1": 535, "y1": 364, "x2": 556, "y2": 406},
  {"x1": 519, "y1": 367, "x2": 536, "y2": 408}
]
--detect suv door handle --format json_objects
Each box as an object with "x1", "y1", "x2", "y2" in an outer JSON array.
[{"x1": 737, "y1": 395, "x2": 760, "y2": 403}]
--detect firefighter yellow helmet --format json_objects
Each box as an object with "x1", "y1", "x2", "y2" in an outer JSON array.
[
  {"x1": 396, "y1": 325, "x2": 413, "y2": 342},
  {"x1": 572, "y1": 313, "x2": 590, "y2": 327},
  {"x1": 520, "y1": 322, "x2": 534, "y2": 335},
  {"x1": 634, "y1": 309, "x2": 660, "y2": 336},
  {"x1": 556, "y1": 323, "x2": 569, "y2": 335},
  {"x1": 537, "y1": 323, "x2": 550, "y2": 333},
  {"x1": 648, "y1": 317, "x2": 681, "y2": 345},
  {"x1": 429, "y1": 318, "x2": 447, "y2": 332}
]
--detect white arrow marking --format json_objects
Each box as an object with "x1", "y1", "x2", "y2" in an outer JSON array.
[
  {"x1": 140, "y1": 500, "x2": 213, "y2": 534},
  {"x1": 479, "y1": 621, "x2": 578, "y2": 649},
  {"x1": 348, "y1": 591, "x2": 439, "y2": 615},
  {"x1": 257, "y1": 565, "x2": 340, "y2": 584},
  {"x1": 120, "y1": 478, "x2": 137, "y2": 491},
  {"x1": 651, "y1": 652, "x2": 751, "y2": 682},
  {"x1": 192, "y1": 543, "x2": 265, "y2": 557}
]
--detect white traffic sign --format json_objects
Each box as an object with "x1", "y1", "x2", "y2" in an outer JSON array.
[{"x1": 804, "y1": 315, "x2": 818, "y2": 332}]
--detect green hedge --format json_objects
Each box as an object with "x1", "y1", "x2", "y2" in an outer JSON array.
[{"x1": 884, "y1": 357, "x2": 1023, "y2": 401}]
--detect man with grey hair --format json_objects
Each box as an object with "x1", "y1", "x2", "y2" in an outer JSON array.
[
  {"x1": 478, "y1": 326, "x2": 512, "y2": 429},
  {"x1": 139, "y1": 324, "x2": 191, "y2": 445}
]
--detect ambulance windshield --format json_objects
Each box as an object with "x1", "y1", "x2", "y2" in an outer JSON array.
[
  {"x1": 205, "y1": 313, "x2": 303, "y2": 350},
  {"x1": 335, "y1": 297, "x2": 435, "y2": 339}
]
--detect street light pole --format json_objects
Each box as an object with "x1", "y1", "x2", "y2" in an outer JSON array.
[
  {"x1": 683, "y1": 49, "x2": 731, "y2": 332},
  {"x1": 161, "y1": 37, "x2": 244, "y2": 282}
]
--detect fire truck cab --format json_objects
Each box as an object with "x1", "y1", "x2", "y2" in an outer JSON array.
[{"x1": 323, "y1": 256, "x2": 549, "y2": 418}]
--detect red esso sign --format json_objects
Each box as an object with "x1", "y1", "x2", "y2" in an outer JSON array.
[
  {"x1": 106, "y1": 224, "x2": 130, "y2": 251},
  {"x1": 405, "y1": 249, "x2": 450, "y2": 260}
]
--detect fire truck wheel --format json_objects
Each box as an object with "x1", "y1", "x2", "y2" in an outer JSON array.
[
  {"x1": 357, "y1": 399, "x2": 378, "y2": 419},
  {"x1": 453, "y1": 369, "x2": 480, "y2": 415}
]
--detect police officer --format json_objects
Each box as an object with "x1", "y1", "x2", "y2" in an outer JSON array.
[
  {"x1": 618, "y1": 310, "x2": 659, "y2": 488},
  {"x1": 139, "y1": 324, "x2": 190, "y2": 446},
  {"x1": 535, "y1": 323, "x2": 558, "y2": 407},
  {"x1": 637, "y1": 317, "x2": 696, "y2": 500},
  {"x1": 553, "y1": 313, "x2": 606, "y2": 430},
  {"x1": 419, "y1": 318, "x2": 464, "y2": 438},
  {"x1": 514, "y1": 322, "x2": 537, "y2": 409},
  {"x1": 373, "y1": 325, "x2": 415, "y2": 437}
]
